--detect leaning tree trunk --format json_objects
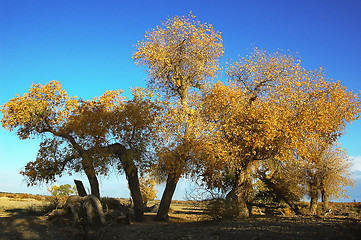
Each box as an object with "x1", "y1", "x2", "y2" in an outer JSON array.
[
  {"x1": 74, "y1": 179, "x2": 87, "y2": 196},
  {"x1": 82, "y1": 161, "x2": 100, "y2": 199},
  {"x1": 155, "y1": 86, "x2": 192, "y2": 221},
  {"x1": 65, "y1": 134, "x2": 100, "y2": 199},
  {"x1": 111, "y1": 143, "x2": 144, "y2": 222},
  {"x1": 257, "y1": 171, "x2": 302, "y2": 215},
  {"x1": 309, "y1": 186, "x2": 319, "y2": 215},
  {"x1": 123, "y1": 161, "x2": 144, "y2": 222},
  {"x1": 156, "y1": 172, "x2": 179, "y2": 221}
]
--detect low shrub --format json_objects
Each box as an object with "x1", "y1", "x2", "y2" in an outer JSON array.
[{"x1": 205, "y1": 198, "x2": 238, "y2": 221}]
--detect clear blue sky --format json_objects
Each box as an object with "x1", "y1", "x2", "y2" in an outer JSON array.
[{"x1": 1, "y1": 0, "x2": 360, "y2": 201}]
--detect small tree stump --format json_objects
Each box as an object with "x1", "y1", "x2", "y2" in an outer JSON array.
[{"x1": 74, "y1": 179, "x2": 87, "y2": 197}]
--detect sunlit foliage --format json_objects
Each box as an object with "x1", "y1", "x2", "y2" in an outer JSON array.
[
  {"x1": 194, "y1": 48, "x2": 360, "y2": 217},
  {"x1": 48, "y1": 184, "x2": 75, "y2": 197},
  {"x1": 133, "y1": 12, "x2": 224, "y2": 220},
  {"x1": 133, "y1": 11, "x2": 223, "y2": 100}
]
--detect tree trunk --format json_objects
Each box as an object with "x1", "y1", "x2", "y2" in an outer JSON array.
[
  {"x1": 154, "y1": 84, "x2": 191, "y2": 221},
  {"x1": 83, "y1": 162, "x2": 100, "y2": 199},
  {"x1": 321, "y1": 187, "x2": 329, "y2": 212},
  {"x1": 110, "y1": 143, "x2": 144, "y2": 222},
  {"x1": 233, "y1": 166, "x2": 251, "y2": 218},
  {"x1": 124, "y1": 163, "x2": 144, "y2": 222},
  {"x1": 156, "y1": 173, "x2": 179, "y2": 221},
  {"x1": 309, "y1": 187, "x2": 318, "y2": 215},
  {"x1": 74, "y1": 179, "x2": 87, "y2": 196}
]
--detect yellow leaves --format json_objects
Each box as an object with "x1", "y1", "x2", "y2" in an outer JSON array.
[
  {"x1": 1, "y1": 80, "x2": 70, "y2": 138},
  {"x1": 133, "y1": 12, "x2": 224, "y2": 99},
  {"x1": 193, "y1": 48, "x2": 361, "y2": 190}
]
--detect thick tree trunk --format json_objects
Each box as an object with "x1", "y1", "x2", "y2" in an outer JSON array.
[
  {"x1": 124, "y1": 163, "x2": 144, "y2": 222},
  {"x1": 154, "y1": 84, "x2": 191, "y2": 221},
  {"x1": 233, "y1": 166, "x2": 251, "y2": 218},
  {"x1": 83, "y1": 165, "x2": 100, "y2": 199},
  {"x1": 281, "y1": 197, "x2": 302, "y2": 215},
  {"x1": 74, "y1": 179, "x2": 87, "y2": 196},
  {"x1": 321, "y1": 187, "x2": 329, "y2": 212},
  {"x1": 156, "y1": 173, "x2": 179, "y2": 221},
  {"x1": 62, "y1": 132, "x2": 100, "y2": 199},
  {"x1": 309, "y1": 187, "x2": 318, "y2": 215},
  {"x1": 110, "y1": 143, "x2": 144, "y2": 222}
]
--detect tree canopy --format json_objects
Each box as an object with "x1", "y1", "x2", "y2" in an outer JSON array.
[
  {"x1": 1, "y1": 13, "x2": 360, "y2": 221},
  {"x1": 192, "y1": 49, "x2": 360, "y2": 217}
]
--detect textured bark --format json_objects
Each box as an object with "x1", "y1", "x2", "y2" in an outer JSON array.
[
  {"x1": 83, "y1": 163, "x2": 100, "y2": 199},
  {"x1": 110, "y1": 143, "x2": 144, "y2": 222},
  {"x1": 124, "y1": 163, "x2": 144, "y2": 221},
  {"x1": 321, "y1": 187, "x2": 329, "y2": 212},
  {"x1": 309, "y1": 187, "x2": 319, "y2": 215},
  {"x1": 233, "y1": 166, "x2": 252, "y2": 218},
  {"x1": 156, "y1": 173, "x2": 179, "y2": 221},
  {"x1": 74, "y1": 179, "x2": 87, "y2": 197}
]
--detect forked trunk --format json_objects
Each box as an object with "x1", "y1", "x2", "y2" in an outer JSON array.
[
  {"x1": 156, "y1": 173, "x2": 179, "y2": 221},
  {"x1": 155, "y1": 83, "x2": 191, "y2": 221}
]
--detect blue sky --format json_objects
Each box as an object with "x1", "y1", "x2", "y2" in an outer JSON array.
[{"x1": 1, "y1": 0, "x2": 361, "y2": 201}]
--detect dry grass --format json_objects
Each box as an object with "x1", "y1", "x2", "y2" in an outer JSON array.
[{"x1": 1, "y1": 193, "x2": 360, "y2": 240}]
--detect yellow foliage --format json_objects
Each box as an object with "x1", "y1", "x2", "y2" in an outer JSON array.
[
  {"x1": 133, "y1": 12, "x2": 224, "y2": 99},
  {"x1": 139, "y1": 175, "x2": 158, "y2": 205},
  {"x1": 194, "y1": 48, "x2": 360, "y2": 189}
]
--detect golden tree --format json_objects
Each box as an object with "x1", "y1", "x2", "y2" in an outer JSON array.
[
  {"x1": 299, "y1": 143, "x2": 354, "y2": 214},
  {"x1": 133, "y1": 12, "x2": 224, "y2": 220},
  {"x1": 1, "y1": 81, "x2": 124, "y2": 198},
  {"x1": 139, "y1": 174, "x2": 158, "y2": 206},
  {"x1": 105, "y1": 87, "x2": 163, "y2": 221},
  {"x1": 1, "y1": 82, "x2": 162, "y2": 222},
  {"x1": 194, "y1": 49, "x2": 360, "y2": 218}
]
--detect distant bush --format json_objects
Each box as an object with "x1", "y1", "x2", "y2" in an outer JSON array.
[
  {"x1": 48, "y1": 184, "x2": 75, "y2": 197},
  {"x1": 18, "y1": 193, "x2": 30, "y2": 199}
]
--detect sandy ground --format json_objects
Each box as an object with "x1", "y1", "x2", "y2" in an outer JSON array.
[
  {"x1": 1, "y1": 196, "x2": 361, "y2": 240},
  {"x1": 0, "y1": 197, "x2": 47, "y2": 209}
]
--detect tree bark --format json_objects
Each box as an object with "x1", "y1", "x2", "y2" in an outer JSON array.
[
  {"x1": 321, "y1": 187, "x2": 329, "y2": 212},
  {"x1": 309, "y1": 187, "x2": 318, "y2": 215},
  {"x1": 156, "y1": 173, "x2": 179, "y2": 221},
  {"x1": 82, "y1": 161, "x2": 100, "y2": 199},
  {"x1": 123, "y1": 162, "x2": 144, "y2": 221},
  {"x1": 233, "y1": 166, "x2": 251, "y2": 218},
  {"x1": 74, "y1": 179, "x2": 87, "y2": 197},
  {"x1": 110, "y1": 143, "x2": 144, "y2": 222},
  {"x1": 155, "y1": 81, "x2": 191, "y2": 221}
]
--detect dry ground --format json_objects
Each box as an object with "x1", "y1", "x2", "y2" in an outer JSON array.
[{"x1": 0, "y1": 194, "x2": 360, "y2": 240}]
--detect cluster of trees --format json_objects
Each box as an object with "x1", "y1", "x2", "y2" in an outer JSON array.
[{"x1": 1, "y1": 12, "x2": 360, "y2": 221}]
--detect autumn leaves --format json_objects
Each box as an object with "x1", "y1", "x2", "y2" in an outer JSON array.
[{"x1": 1, "y1": 12, "x2": 360, "y2": 220}]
